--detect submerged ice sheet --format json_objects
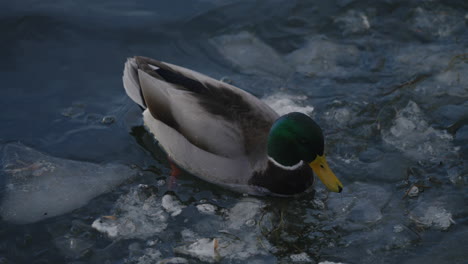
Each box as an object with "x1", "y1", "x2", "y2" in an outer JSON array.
[{"x1": 0, "y1": 143, "x2": 136, "y2": 224}]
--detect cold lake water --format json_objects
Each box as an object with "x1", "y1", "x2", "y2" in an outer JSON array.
[{"x1": 0, "y1": 0, "x2": 467, "y2": 263}]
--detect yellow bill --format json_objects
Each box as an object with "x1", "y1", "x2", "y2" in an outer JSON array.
[{"x1": 309, "y1": 155, "x2": 343, "y2": 193}]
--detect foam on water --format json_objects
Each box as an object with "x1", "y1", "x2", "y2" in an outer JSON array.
[
  {"x1": 262, "y1": 93, "x2": 314, "y2": 116},
  {"x1": 0, "y1": 143, "x2": 136, "y2": 224}
]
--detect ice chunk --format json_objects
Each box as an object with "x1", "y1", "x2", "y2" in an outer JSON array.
[
  {"x1": 381, "y1": 101, "x2": 456, "y2": 161},
  {"x1": 210, "y1": 31, "x2": 291, "y2": 77},
  {"x1": 174, "y1": 198, "x2": 271, "y2": 262},
  {"x1": 407, "y1": 186, "x2": 419, "y2": 197},
  {"x1": 327, "y1": 182, "x2": 391, "y2": 229},
  {"x1": 157, "y1": 257, "x2": 189, "y2": 264},
  {"x1": 286, "y1": 37, "x2": 360, "y2": 77},
  {"x1": 290, "y1": 252, "x2": 312, "y2": 262},
  {"x1": 409, "y1": 7, "x2": 464, "y2": 39},
  {"x1": 196, "y1": 203, "x2": 217, "y2": 215},
  {"x1": 92, "y1": 185, "x2": 167, "y2": 238},
  {"x1": 54, "y1": 236, "x2": 94, "y2": 259},
  {"x1": 416, "y1": 62, "x2": 468, "y2": 98},
  {"x1": 262, "y1": 93, "x2": 314, "y2": 116},
  {"x1": 334, "y1": 9, "x2": 371, "y2": 35},
  {"x1": 393, "y1": 44, "x2": 464, "y2": 79},
  {"x1": 174, "y1": 232, "x2": 271, "y2": 262},
  {"x1": 174, "y1": 238, "x2": 219, "y2": 263},
  {"x1": 0, "y1": 143, "x2": 136, "y2": 224},
  {"x1": 134, "y1": 248, "x2": 162, "y2": 264},
  {"x1": 227, "y1": 198, "x2": 264, "y2": 230},
  {"x1": 410, "y1": 205, "x2": 455, "y2": 230},
  {"x1": 323, "y1": 107, "x2": 352, "y2": 126},
  {"x1": 162, "y1": 194, "x2": 185, "y2": 217}
]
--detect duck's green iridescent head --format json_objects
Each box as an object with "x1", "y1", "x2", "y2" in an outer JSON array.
[{"x1": 267, "y1": 112, "x2": 343, "y2": 193}]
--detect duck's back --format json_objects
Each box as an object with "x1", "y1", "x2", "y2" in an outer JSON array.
[{"x1": 123, "y1": 57, "x2": 279, "y2": 188}]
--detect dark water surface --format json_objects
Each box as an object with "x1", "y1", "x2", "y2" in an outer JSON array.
[{"x1": 1, "y1": 1, "x2": 467, "y2": 263}]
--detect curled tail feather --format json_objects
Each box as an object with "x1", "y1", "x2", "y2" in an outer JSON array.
[{"x1": 123, "y1": 57, "x2": 146, "y2": 108}]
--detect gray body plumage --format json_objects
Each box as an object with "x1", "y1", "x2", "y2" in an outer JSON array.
[{"x1": 123, "y1": 56, "x2": 314, "y2": 195}]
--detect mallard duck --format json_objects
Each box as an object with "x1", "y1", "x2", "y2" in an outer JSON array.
[{"x1": 123, "y1": 56, "x2": 343, "y2": 196}]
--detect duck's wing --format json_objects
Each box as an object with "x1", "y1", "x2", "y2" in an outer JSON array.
[{"x1": 123, "y1": 56, "x2": 279, "y2": 160}]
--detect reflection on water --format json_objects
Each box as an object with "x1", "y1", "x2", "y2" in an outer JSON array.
[{"x1": 0, "y1": 0, "x2": 467, "y2": 263}]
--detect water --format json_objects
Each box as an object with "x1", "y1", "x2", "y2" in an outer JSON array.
[{"x1": 0, "y1": 0, "x2": 467, "y2": 263}]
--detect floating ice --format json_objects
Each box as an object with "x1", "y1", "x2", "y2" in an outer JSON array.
[
  {"x1": 173, "y1": 198, "x2": 271, "y2": 262},
  {"x1": 92, "y1": 185, "x2": 167, "y2": 238},
  {"x1": 174, "y1": 232, "x2": 271, "y2": 263},
  {"x1": 416, "y1": 62, "x2": 468, "y2": 98},
  {"x1": 174, "y1": 238, "x2": 220, "y2": 263},
  {"x1": 323, "y1": 106, "x2": 352, "y2": 126},
  {"x1": 334, "y1": 9, "x2": 371, "y2": 35},
  {"x1": 227, "y1": 198, "x2": 264, "y2": 230},
  {"x1": 410, "y1": 205, "x2": 455, "y2": 230},
  {"x1": 262, "y1": 93, "x2": 314, "y2": 116},
  {"x1": 133, "y1": 248, "x2": 162, "y2": 264},
  {"x1": 327, "y1": 182, "x2": 391, "y2": 229},
  {"x1": 162, "y1": 194, "x2": 185, "y2": 217},
  {"x1": 290, "y1": 252, "x2": 312, "y2": 262},
  {"x1": 157, "y1": 257, "x2": 189, "y2": 264},
  {"x1": 409, "y1": 7, "x2": 464, "y2": 39},
  {"x1": 286, "y1": 37, "x2": 360, "y2": 77},
  {"x1": 319, "y1": 262, "x2": 345, "y2": 264},
  {"x1": 196, "y1": 203, "x2": 217, "y2": 215},
  {"x1": 210, "y1": 31, "x2": 291, "y2": 77},
  {"x1": 54, "y1": 236, "x2": 94, "y2": 259},
  {"x1": 0, "y1": 143, "x2": 136, "y2": 224},
  {"x1": 381, "y1": 101, "x2": 455, "y2": 161}
]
